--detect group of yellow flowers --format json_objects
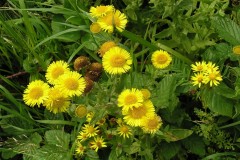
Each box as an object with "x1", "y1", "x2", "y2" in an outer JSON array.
[
  {"x1": 191, "y1": 61, "x2": 223, "y2": 87},
  {"x1": 23, "y1": 61, "x2": 86, "y2": 113}
]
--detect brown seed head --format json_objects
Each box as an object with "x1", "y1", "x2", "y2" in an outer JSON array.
[{"x1": 74, "y1": 56, "x2": 90, "y2": 71}]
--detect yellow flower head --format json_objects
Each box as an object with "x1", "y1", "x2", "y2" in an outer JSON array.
[
  {"x1": 151, "y1": 50, "x2": 172, "y2": 69},
  {"x1": 102, "y1": 46, "x2": 132, "y2": 74},
  {"x1": 140, "y1": 89, "x2": 151, "y2": 100},
  {"x1": 141, "y1": 114, "x2": 162, "y2": 134},
  {"x1": 75, "y1": 105, "x2": 88, "y2": 118},
  {"x1": 123, "y1": 100, "x2": 155, "y2": 127},
  {"x1": 45, "y1": 60, "x2": 70, "y2": 84},
  {"x1": 43, "y1": 87, "x2": 70, "y2": 114},
  {"x1": 89, "y1": 5, "x2": 114, "y2": 18},
  {"x1": 191, "y1": 72, "x2": 205, "y2": 88},
  {"x1": 191, "y1": 61, "x2": 207, "y2": 72},
  {"x1": 77, "y1": 131, "x2": 88, "y2": 142},
  {"x1": 89, "y1": 136, "x2": 107, "y2": 152},
  {"x1": 82, "y1": 124, "x2": 99, "y2": 138},
  {"x1": 98, "y1": 10, "x2": 127, "y2": 33},
  {"x1": 233, "y1": 45, "x2": 240, "y2": 55},
  {"x1": 75, "y1": 141, "x2": 86, "y2": 156},
  {"x1": 90, "y1": 22, "x2": 102, "y2": 33},
  {"x1": 117, "y1": 88, "x2": 144, "y2": 112},
  {"x1": 117, "y1": 124, "x2": 132, "y2": 138},
  {"x1": 55, "y1": 71, "x2": 86, "y2": 97},
  {"x1": 86, "y1": 112, "x2": 94, "y2": 123},
  {"x1": 203, "y1": 70, "x2": 223, "y2": 87},
  {"x1": 206, "y1": 61, "x2": 219, "y2": 72},
  {"x1": 23, "y1": 80, "x2": 50, "y2": 107},
  {"x1": 98, "y1": 41, "x2": 117, "y2": 57}
]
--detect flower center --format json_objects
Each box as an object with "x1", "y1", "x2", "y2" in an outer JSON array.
[
  {"x1": 64, "y1": 78, "x2": 79, "y2": 90},
  {"x1": 96, "y1": 6, "x2": 108, "y2": 14},
  {"x1": 120, "y1": 126, "x2": 129, "y2": 133},
  {"x1": 147, "y1": 118, "x2": 159, "y2": 129},
  {"x1": 110, "y1": 56, "x2": 126, "y2": 67},
  {"x1": 52, "y1": 67, "x2": 64, "y2": 79},
  {"x1": 124, "y1": 94, "x2": 137, "y2": 105},
  {"x1": 75, "y1": 106, "x2": 88, "y2": 118},
  {"x1": 113, "y1": 15, "x2": 120, "y2": 27},
  {"x1": 104, "y1": 13, "x2": 114, "y2": 25},
  {"x1": 29, "y1": 87, "x2": 43, "y2": 99},
  {"x1": 52, "y1": 97, "x2": 65, "y2": 108},
  {"x1": 197, "y1": 76, "x2": 203, "y2": 82},
  {"x1": 130, "y1": 106, "x2": 147, "y2": 119},
  {"x1": 209, "y1": 73, "x2": 216, "y2": 80},
  {"x1": 96, "y1": 142, "x2": 102, "y2": 148},
  {"x1": 156, "y1": 54, "x2": 167, "y2": 64},
  {"x1": 197, "y1": 65, "x2": 203, "y2": 71},
  {"x1": 87, "y1": 126, "x2": 95, "y2": 133}
]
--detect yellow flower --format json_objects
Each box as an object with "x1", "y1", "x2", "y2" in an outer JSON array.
[
  {"x1": 233, "y1": 45, "x2": 240, "y2": 55},
  {"x1": 89, "y1": 136, "x2": 107, "y2": 152},
  {"x1": 45, "y1": 60, "x2": 70, "y2": 84},
  {"x1": 77, "y1": 131, "x2": 88, "y2": 142},
  {"x1": 206, "y1": 61, "x2": 219, "y2": 72},
  {"x1": 117, "y1": 124, "x2": 132, "y2": 138},
  {"x1": 75, "y1": 105, "x2": 88, "y2": 118},
  {"x1": 141, "y1": 114, "x2": 162, "y2": 134},
  {"x1": 140, "y1": 89, "x2": 151, "y2": 100},
  {"x1": 203, "y1": 70, "x2": 223, "y2": 87},
  {"x1": 43, "y1": 87, "x2": 70, "y2": 114},
  {"x1": 151, "y1": 50, "x2": 172, "y2": 69},
  {"x1": 86, "y1": 112, "x2": 94, "y2": 123},
  {"x1": 123, "y1": 100, "x2": 155, "y2": 127},
  {"x1": 98, "y1": 10, "x2": 127, "y2": 33},
  {"x1": 90, "y1": 22, "x2": 102, "y2": 33},
  {"x1": 102, "y1": 46, "x2": 132, "y2": 74},
  {"x1": 55, "y1": 71, "x2": 86, "y2": 97},
  {"x1": 117, "y1": 88, "x2": 144, "y2": 112},
  {"x1": 98, "y1": 41, "x2": 117, "y2": 57},
  {"x1": 89, "y1": 5, "x2": 114, "y2": 18},
  {"x1": 191, "y1": 72, "x2": 205, "y2": 88},
  {"x1": 82, "y1": 124, "x2": 99, "y2": 138},
  {"x1": 75, "y1": 141, "x2": 86, "y2": 156},
  {"x1": 191, "y1": 61, "x2": 207, "y2": 72},
  {"x1": 23, "y1": 80, "x2": 50, "y2": 107}
]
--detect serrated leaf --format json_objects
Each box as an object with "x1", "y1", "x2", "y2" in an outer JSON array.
[
  {"x1": 45, "y1": 130, "x2": 70, "y2": 150},
  {"x1": 152, "y1": 75, "x2": 179, "y2": 112},
  {"x1": 182, "y1": 135, "x2": 205, "y2": 156},
  {"x1": 212, "y1": 16, "x2": 240, "y2": 45},
  {"x1": 201, "y1": 87, "x2": 233, "y2": 117}
]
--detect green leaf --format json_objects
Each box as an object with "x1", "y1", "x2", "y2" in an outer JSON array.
[
  {"x1": 201, "y1": 87, "x2": 233, "y2": 117},
  {"x1": 182, "y1": 135, "x2": 206, "y2": 156},
  {"x1": 163, "y1": 128, "x2": 193, "y2": 142},
  {"x1": 152, "y1": 75, "x2": 179, "y2": 112},
  {"x1": 45, "y1": 130, "x2": 70, "y2": 150},
  {"x1": 212, "y1": 16, "x2": 240, "y2": 45},
  {"x1": 158, "y1": 142, "x2": 180, "y2": 160}
]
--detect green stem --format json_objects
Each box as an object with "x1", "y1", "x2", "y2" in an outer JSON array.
[{"x1": 119, "y1": 30, "x2": 193, "y2": 65}]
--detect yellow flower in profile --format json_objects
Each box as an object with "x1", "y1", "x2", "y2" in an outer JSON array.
[
  {"x1": 23, "y1": 80, "x2": 50, "y2": 107},
  {"x1": 90, "y1": 22, "x2": 102, "y2": 33},
  {"x1": 82, "y1": 124, "x2": 99, "y2": 138},
  {"x1": 89, "y1": 136, "x2": 107, "y2": 152},
  {"x1": 117, "y1": 124, "x2": 132, "y2": 138},
  {"x1": 89, "y1": 5, "x2": 114, "y2": 18},
  {"x1": 191, "y1": 61, "x2": 207, "y2": 72},
  {"x1": 55, "y1": 71, "x2": 86, "y2": 97},
  {"x1": 102, "y1": 46, "x2": 132, "y2": 74},
  {"x1": 43, "y1": 87, "x2": 70, "y2": 114},
  {"x1": 141, "y1": 89, "x2": 151, "y2": 100},
  {"x1": 77, "y1": 131, "x2": 88, "y2": 142},
  {"x1": 98, "y1": 10, "x2": 127, "y2": 33},
  {"x1": 191, "y1": 72, "x2": 205, "y2": 88},
  {"x1": 75, "y1": 141, "x2": 86, "y2": 156},
  {"x1": 141, "y1": 114, "x2": 162, "y2": 134},
  {"x1": 151, "y1": 50, "x2": 172, "y2": 69},
  {"x1": 86, "y1": 112, "x2": 94, "y2": 123},
  {"x1": 203, "y1": 70, "x2": 223, "y2": 87},
  {"x1": 233, "y1": 45, "x2": 240, "y2": 55},
  {"x1": 98, "y1": 41, "x2": 117, "y2": 57},
  {"x1": 117, "y1": 88, "x2": 144, "y2": 112},
  {"x1": 45, "y1": 60, "x2": 70, "y2": 84},
  {"x1": 123, "y1": 100, "x2": 155, "y2": 127},
  {"x1": 75, "y1": 105, "x2": 88, "y2": 118}
]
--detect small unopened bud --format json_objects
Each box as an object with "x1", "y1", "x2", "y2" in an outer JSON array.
[
  {"x1": 98, "y1": 41, "x2": 117, "y2": 57},
  {"x1": 75, "y1": 105, "x2": 88, "y2": 118}
]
